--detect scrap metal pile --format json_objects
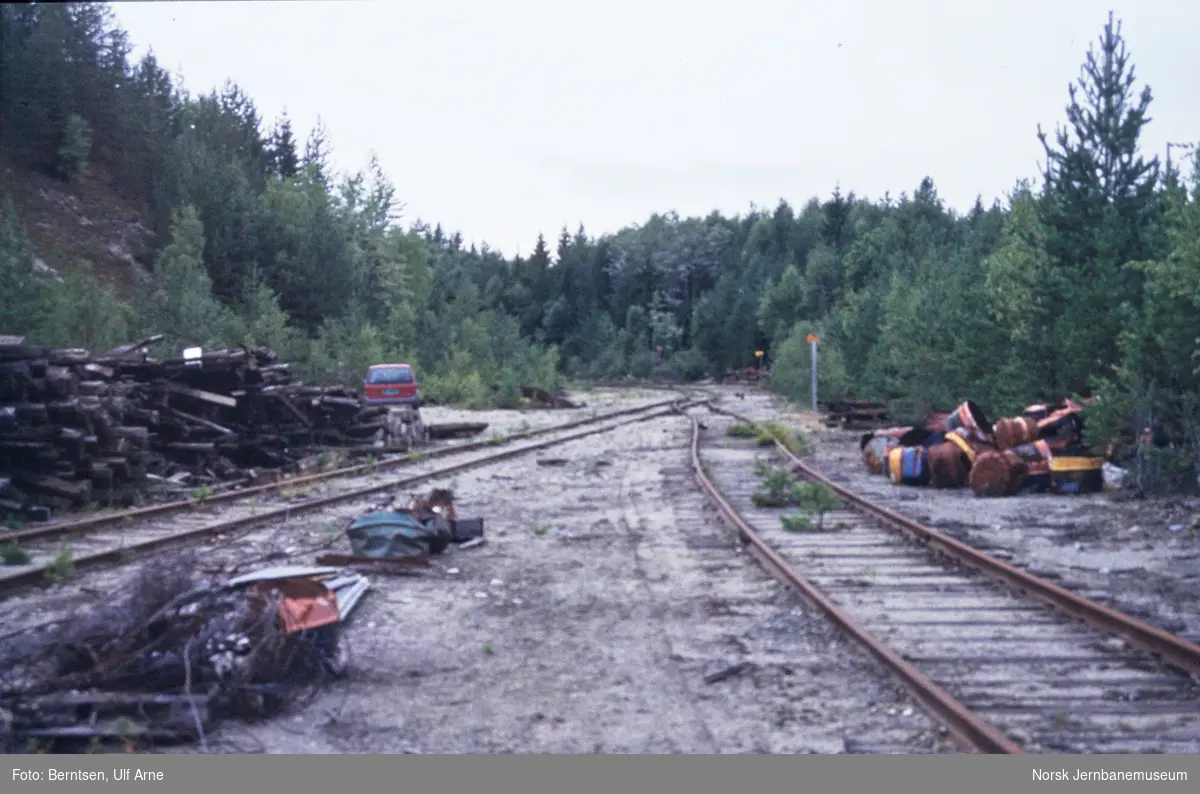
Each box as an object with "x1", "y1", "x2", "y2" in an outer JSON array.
[
  {"x1": 0, "y1": 335, "x2": 405, "y2": 519},
  {"x1": 0, "y1": 560, "x2": 370, "y2": 751},
  {"x1": 859, "y1": 399, "x2": 1106, "y2": 497},
  {"x1": 0, "y1": 488, "x2": 484, "y2": 752}
]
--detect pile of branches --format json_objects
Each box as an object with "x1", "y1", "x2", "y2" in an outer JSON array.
[
  {"x1": 0, "y1": 558, "x2": 344, "y2": 752},
  {"x1": 0, "y1": 334, "x2": 394, "y2": 518}
]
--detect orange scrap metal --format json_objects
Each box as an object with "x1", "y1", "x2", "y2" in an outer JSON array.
[{"x1": 253, "y1": 578, "x2": 341, "y2": 634}]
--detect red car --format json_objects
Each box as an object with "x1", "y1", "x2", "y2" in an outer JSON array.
[{"x1": 362, "y1": 363, "x2": 421, "y2": 408}]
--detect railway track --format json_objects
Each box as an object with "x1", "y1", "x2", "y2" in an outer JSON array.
[
  {"x1": 6, "y1": 381, "x2": 1199, "y2": 754},
  {"x1": 0, "y1": 396, "x2": 699, "y2": 599},
  {"x1": 686, "y1": 402, "x2": 1200, "y2": 753}
]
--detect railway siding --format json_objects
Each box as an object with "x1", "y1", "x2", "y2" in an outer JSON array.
[{"x1": 694, "y1": 405, "x2": 1200, "y2": 753}]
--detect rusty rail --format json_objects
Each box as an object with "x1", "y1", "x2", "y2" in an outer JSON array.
[
  {"x1": 3, "y1": 396, "x2": 685, "y2": 548},
  {"x1": 0, "y1": 399, "x2": 703, "y2": 598},
  {"x1": 703, "y1": 400, "x2": 1200, "y2": 682},
  {"x1": 685, "y1": 406, "x2": 1024, "y2": 754}
]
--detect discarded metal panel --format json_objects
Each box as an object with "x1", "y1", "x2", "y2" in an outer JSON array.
[
  {"x1": 330, "y1": 576, "x2": 371, "y2": 622},
  {"x1": 228, "y1": 565, "x2": 338, "y2": 588},
  {"x1": 450, "y1": 517, "x2": 484, "y2": 542}
]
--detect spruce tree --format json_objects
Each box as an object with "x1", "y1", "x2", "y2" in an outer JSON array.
[{"x1": 1036, "y1": 12, "x2": 1160, "y2": 394}]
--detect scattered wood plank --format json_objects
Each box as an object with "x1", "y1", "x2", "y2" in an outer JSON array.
[
  {"x1": 519, "y1": 385, "x2": 580, "y2": 409},
  {"x1": 426, "y1": 421, "x2": 489, "y2": 440},
  {"x1": 0, "y1": 340, "x2": 402, "y2": 520},
  {"x1": 164, "y1": 381, "x2": 238, "y2": 408}
]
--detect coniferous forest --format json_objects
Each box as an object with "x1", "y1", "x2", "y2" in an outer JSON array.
[{"x1": 2, "y1": 5, "x2": 1198, "y2": 490}]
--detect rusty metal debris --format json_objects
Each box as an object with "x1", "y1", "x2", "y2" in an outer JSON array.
[
  {"x1": 339, "y1": 489, "x2": 485, "y2": 563},
  {"x1": 859, "y1": 399, "x2": 1101, "y2": 498},
  {"x1": 0, "y1": 560, "x2": 370, "y2": 752}
]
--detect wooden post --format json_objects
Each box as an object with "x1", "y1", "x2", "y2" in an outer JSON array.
[{"x1": 806, "y1": 334, "x2": 820, "y2": 412}]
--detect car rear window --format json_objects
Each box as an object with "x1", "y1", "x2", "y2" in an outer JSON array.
[{"x1": 367, "y1": 366, "x2": 415, "y2": 385}]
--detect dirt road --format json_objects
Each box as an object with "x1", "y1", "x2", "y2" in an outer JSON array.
[{"x1": 212, "y1": 397, "x2": 949, "y2": 753}]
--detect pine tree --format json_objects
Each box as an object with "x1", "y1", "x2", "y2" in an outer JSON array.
[
  {"x1": 268, "y1": 112, "x2": 300, "y2": 179},
  {"x1": 0, "y1": 194, "x2": 47, "y2": 336},
  {"x1": 136, "y1": 204, "x2": 233, "y2": 352},
  {"x1": 820, "y1": 186, "x2": 852, "y2": 252},
  {"x1": 1036, "y1": 12, "x2": 1161, "y2": 394},
  {"x1": 302, "y1": 117, "x2": 331, "y2": 186}
]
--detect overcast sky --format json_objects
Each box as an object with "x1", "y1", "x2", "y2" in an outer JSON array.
[{"x1": 110, "y1": 0, "x2": 1200, "y2": 257}]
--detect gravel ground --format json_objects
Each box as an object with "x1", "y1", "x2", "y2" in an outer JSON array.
[
  {"x1": 787, "y1": 406, "x2": 1200, "y2": 644},
  {"x1": 9, "y1": 383, "x2": 1194, "y2": 753},
  {"x1": 419, "y1": 387, "x2": 679, "y2": 438},
  {"x1": 196, "y1": 405, "x2": 952, "y2": 753},
  {"x1": 2, "y1": 387, "x2": 957, "y2": 754}
]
